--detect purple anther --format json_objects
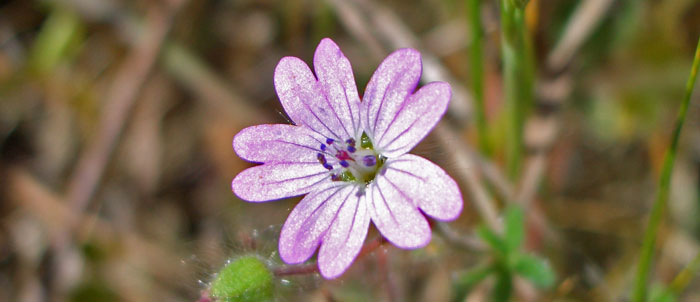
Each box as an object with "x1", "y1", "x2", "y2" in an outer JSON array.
[
  {"x1": 362, "y1": 155, "x2": 377, "y2": 167},
  {"x1": 326, "y1": 138, "x2": 335, "y2": 145},
  {"x1": 330, "y1": 173, "x2": 340, "y2": 181},
  {"x1": 323, "y1": 163, "x2": 334, "y2": 170},
  {"x1": 339, "y1": 160, "x2": 350, "y2": 168},
  {"x1": 317, "y1": 153, "x2": 327, "y2": 164},
  {"x1": 320, "y1": 143, "x2": 327, "y2": 151},
  {"x1": 347, "y1": 146, "x2": 356, "y2": 153},
  {"x1": 346, "y1": 138, "x2": 356, "y2": 146}
]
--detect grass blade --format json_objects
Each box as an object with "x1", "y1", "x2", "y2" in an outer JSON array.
[
  {"x1": 500, "y1": 0, "x2": 535, "y2": 178},
  {"x1": 631, "y1": 37, "x2": 700, "y2": 302},
  {"x1": 669, "y1": 251, "x2": 700, "y2": 295},
  {"x1": 468, "y1": 0, "x2": 490, "y2": 155}
]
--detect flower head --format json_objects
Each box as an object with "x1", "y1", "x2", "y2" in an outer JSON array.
[{"x1": 232, "y1": 38, "x2": 463, "y2": 279}]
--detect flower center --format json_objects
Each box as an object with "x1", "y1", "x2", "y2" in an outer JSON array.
[{"x1": 316, "y1": 132, "x2": 385, "y2": 185}]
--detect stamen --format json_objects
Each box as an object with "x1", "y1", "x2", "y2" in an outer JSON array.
[
  {"x1": 318, "y1": 134, "x2": 382, "y2": 184},
  {"x1": 362, "y1": 155, "x2": 377, "y2": 167}
]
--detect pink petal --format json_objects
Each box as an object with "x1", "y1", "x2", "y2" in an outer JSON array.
[
  {"x1": 362, "y1": 48, "x2": 421, "y2": 143},
  {"x1": 313, "y1": 38, "x2": 362, "y2": 138},
  {"x1": 232, "y1": 162, "x2": 328, "y2": 202},
  {"x1": 274, "y1": 47, "x2": 358, "y2": 141},
  {"x1": 383, "y1": 154, "x2": 463, "y2": 221},
  {"x1": 318, "y1": 186, "x2": 370, "y2": 279},
  {"x1": 279, "y1": 183, "x2": 356, "y2": 264},
  {"x1": 368, "y1": 174, "x2": 431, "y2": 249},
  {"x1": 375, "y1": 82, "x2": 451, "y2": 157},
  {"x1": 233, "y1": 124, "x2": 320, "y2": 164}
]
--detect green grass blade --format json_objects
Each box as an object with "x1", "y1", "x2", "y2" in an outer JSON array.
[
  {"x1": 669, "y1": 251, "x2": 700, "y2": 295},
  {"x1": 467, "y1": 0, "x2": 491, "y2": 155},
  {"x1": 500, "y1": 0, "x2": 535, "y2": 179},
  {"x1": 631, "y1": 37, "x2": 700, "y2": 302}
]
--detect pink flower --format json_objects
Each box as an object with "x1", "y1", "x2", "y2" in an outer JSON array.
[{"x1": 232, "y1": 38, "x2": 463, "y2": 279}]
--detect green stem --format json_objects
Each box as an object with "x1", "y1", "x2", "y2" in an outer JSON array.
[
  {"x1": 468, "y1": 0, "x2": 490, "y2": 156},
  {"x1": 500, "y1": 0, "x2": 534, "y2": 179},
  {"x1": 669, "y1": 252, "x2": 700, "y2": 295},
  {"x1": 631, "y1": 37, "x2": 700, "y2": 302}
]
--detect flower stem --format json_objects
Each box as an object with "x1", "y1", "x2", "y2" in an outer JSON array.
[
  {"x1": 500, "y1": 0, "x2": 534, "y2": 179},
  {"x1": 467, "y1": 0, "x2": 490, "y2": 156},
  {"x1": 273, "y1": 263, "x2": 318, "y2": 277},
  {"x1": 358, "y1": 235, "x2": 387, "y2": 258},
  {"x1": 631, "y1": 37, "x2": 700, "y2": 302},
  {"x1": 273, "y1": 236, "x2": 386, "y2": 277},
  {"x1": 377, "y1": 247, "x2": 400, "y2": 302}
]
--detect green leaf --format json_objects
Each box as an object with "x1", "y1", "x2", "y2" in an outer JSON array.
[
  {"x1": 504, "y1": 205, "x2": 525, "y2": 252},
  {"x1": 491, "y1": 270, "x2": 513, "y2": 302},
  {"x1": 452, "y1": 264, "x2": 495, "y2": 302},
  {"x1": 511, "y1": 253, "x2": 555, "y2": 288},
  {"x1": 29, "y1": 7, "x2": 83, "y2": 74},
  {"x1": 210, "y1": 255, "x2": 274, "y2": 302},
  {"x1": 477, "y1": 225, "x2": 508, "y2": 255}
]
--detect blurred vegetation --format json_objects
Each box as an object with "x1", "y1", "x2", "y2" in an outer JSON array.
[{"x1": 1, "y1": 0, "x2": 699, "y2": 301}]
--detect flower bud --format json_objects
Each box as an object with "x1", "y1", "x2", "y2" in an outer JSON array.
[{"x1": 210, "y1": 255, "x2": 273, "y2": 302}]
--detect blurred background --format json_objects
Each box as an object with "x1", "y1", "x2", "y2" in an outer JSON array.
[{"x1": 1, "y1": 0, "x2": 699, "y2": 301}]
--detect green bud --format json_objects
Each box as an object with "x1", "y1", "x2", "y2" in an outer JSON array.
[{"x1": 210, "y1": 256, "x2": 274, "y2": 302}]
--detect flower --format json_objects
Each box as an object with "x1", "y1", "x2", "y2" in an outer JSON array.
[{"x1": 232, "y1": 38, "x2": 463, "y2": 279}]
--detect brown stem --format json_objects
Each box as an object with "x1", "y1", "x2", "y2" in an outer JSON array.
[
  {"x1": 377, "y1": 247, "x2": 400, "y2": 302},
  {"x1": 273, "y1": 263, "x2": 319, "y2": 277},
  {"x1": 358, "y1": 235, "x2": 387, "y2": 258},
  {"x1": 273, "y1": 236, "x2": 386, "y2": 277}
]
